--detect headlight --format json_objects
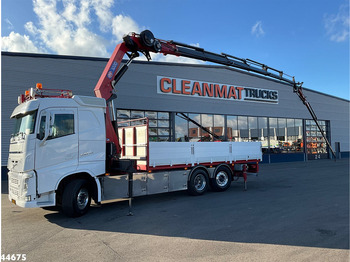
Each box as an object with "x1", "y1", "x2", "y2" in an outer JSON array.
[
  {"x1": 23, "y1": 178, "x2": 29, "y2": 190},
  {"x1": 25, "y1": 196, "x2": 31, "y2": 201},
  {"x1": 22, "y1": 173, "x2": 33, "y2": 193}
]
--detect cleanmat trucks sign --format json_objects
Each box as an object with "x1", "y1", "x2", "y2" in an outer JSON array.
[{"x1": 157, "y1": 76, "x2": 279, "y2": 104}]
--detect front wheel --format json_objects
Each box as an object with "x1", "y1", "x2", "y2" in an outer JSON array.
[
  {"x1": 188, "y1": 169, "x2": 209, "y2": 196},
  {"x1": 61, "y1": 179, "x2": 91, "y2": 217}
]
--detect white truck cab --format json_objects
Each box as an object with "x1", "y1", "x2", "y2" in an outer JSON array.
[{"x1": 8, "y1": 94, "x2": 106, "y2": 211}]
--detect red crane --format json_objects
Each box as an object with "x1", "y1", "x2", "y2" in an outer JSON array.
[{"x1": 94, "y1": 30, "x2": 336, "y2": 159}]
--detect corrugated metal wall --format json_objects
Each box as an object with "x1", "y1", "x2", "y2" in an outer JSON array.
[
  {"x1": 2, "y1": 52, "x2": 349, "y2": 166},
  {"x1": 2, "y1": 53, "x2": 107, "y2": 166}
]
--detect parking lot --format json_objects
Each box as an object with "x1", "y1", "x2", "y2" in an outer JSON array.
[{"x1": 1, "y1": 159, "x2": 349, "y2": 262}]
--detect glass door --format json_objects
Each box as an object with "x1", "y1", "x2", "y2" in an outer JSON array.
[{"x1": 306, "y1": 120, "x2": 329, "y2": 160}]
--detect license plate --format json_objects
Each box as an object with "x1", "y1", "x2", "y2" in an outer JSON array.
[{"x1": 11, "y1": 199, "x2": 16, "y2": 205}]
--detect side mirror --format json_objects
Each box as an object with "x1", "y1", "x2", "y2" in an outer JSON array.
[
  {"x1": 37, "y1": 132, "x2": 44, "y2": 140},
  {"x1": 48, "y1": 126, "x2": 53, "y2": 137},
  {"x1": 50, "y1": 112, "x2": 55, "y2": 126},
  {"x1": 48, "y1": 113, "x2": 54, "y2": 137},
  {"x1": 37, "y1": 112, "x2": 47, "y2": 140},
  {"x1": 39, "y1": 112, "x2": 54, "y2": 146},
  {"x1": 40, "y1": 132, "x2": 49, "y2": 146}
]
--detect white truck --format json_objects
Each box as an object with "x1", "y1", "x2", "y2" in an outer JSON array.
[
  {"x1": 8, "y1": 30, "x2": 328, "y2": 217},
  {"x1": 8, "y1": 91, "x2": 261, "y2": 217}
]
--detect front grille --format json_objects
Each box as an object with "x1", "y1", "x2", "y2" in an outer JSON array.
[
  {"x1": 9, "y1": 185, "x2": 19, "y2": 197},
  {"x1": 9, "y1": 174, "x2": 20, "y2": 198},
  {"x1": 10, "y1": 177, "x2": 19, "y2": 185}
]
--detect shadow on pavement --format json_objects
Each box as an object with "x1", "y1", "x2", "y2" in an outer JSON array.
[{"x1": 43, "y1": 159, "x2": 349, "y2": 250}]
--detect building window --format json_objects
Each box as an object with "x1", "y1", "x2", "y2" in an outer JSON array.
[
  {"x1": 117, "y1": 109, "x2": 130, "y2": 119},
  {"x1": 258, "y1": 117, "x2": 268, "y2": 152},
  {"x1": 269, "y1": 117, "x2": 304, "y2": 153},
  {"x1": 131, "y1": 110, "x2": 144, "y2": 119},
  {"x1": 269, "y1": 118, "x2": 278, "y2": 152},
  {"x1": 238, "y1": 116, "x2": 249, "y2": 142},
  {"x1": 286, "y1": 119, "x2": 303, "y2": 153},
  {"x1": 175, "y1": 113, "x2": 189, "y2": 141},
  {"x1": 177, "y1": 113, "x2": 224, "y2": 142},
  {"x1": 277, "y1": 118, "x2": 286, "y2": 142},
  {"x1": 294, "y1": 119, "x2": 304, "y2": 152},
  {"x1": 306, "y1": 120, "x2": 328, "y2": 159},
  {"x1": 248, "y1": 116, "x2": 258, "y2": 141},
  {"x1": 201, "y1": 114, "x2": 213, "y2": 141},
  {"x1": 116, "y1": 109, "x2": 171, "y2": 142},
  {"x1": 188, "y1": 113, "x2": 201, "y2": 141},
  {"x1": 227, "y1": 116, "x2": 238, "y2": 141},
  {"x1": 214, "y1": 115, "x2": 225, "y2": 141},
  {"x1": 118, "y1": 109, "x2": 306, "y2": 155}
]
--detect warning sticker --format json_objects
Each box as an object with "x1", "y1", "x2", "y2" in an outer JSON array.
[{"x1": 107, "y1": 61, "x2": 118, "y2": 79}]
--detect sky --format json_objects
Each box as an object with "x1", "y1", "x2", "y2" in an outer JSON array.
[{"x1": 1, "y1": 0, "x2": 350, "y2": 100}]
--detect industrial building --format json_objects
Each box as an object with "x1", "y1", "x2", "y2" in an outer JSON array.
[{"x1": 2, "y1": 51, "x2": 349, "y2": 170}]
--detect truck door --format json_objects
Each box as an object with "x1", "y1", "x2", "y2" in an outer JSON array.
[{"x1": 35, "y1": 108, "x2": 78, "y2": 194}]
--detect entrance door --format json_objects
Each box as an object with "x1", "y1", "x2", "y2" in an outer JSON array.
[
  {"x1": 35, "y1": 108, "x2": 78, "y2": 194},
  {"x1": 306, "y1": 120, "x2": 329, "y2": 160}
]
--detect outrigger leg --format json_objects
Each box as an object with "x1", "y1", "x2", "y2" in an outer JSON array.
[
  {"x1": 127, "y1": 171, "x2": 134, "y2": 216},
  {"x1": 243, "y1": 165, "x2": 248, "y2": 191}
]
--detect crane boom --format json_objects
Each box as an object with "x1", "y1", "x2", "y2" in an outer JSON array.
[{"x1": 94, "y1": 30, "x2": 336, "y2": 159}]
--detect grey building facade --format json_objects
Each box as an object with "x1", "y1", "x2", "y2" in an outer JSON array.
[{"x1": 2, "y1": 52, "x2": 349, "y2": 168}]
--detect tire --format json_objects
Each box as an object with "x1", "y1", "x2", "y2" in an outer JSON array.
[
  {"x1": 61, "y1": 179, "x2": 91, "y2": 217},
  {"x1": 211, "y1": 165, "x2": 232, "y2": 192},
  {"x1": 188, "y1": 169, "x2": 209, "y2": 196}
]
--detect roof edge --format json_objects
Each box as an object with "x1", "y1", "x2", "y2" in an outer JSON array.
[{"x1": 2, "y1": 51, "x2": 349, "y2": 102}]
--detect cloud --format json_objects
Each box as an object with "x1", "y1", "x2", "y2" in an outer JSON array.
[
  {"x1": 1, "y1": 32, "x2": 46, "y2": 53},
  {"x1": 1, "y1": 0, "x2": 203, "y2": 65},
  {"x1": 251, "y1": 21, "x2": 265, "y2": 37},
  {"x1": 90, "y1": 0, "x2": 114, "y2": 31},
  {"x1": 324, "y1": 3, "x2": 350, "y2": 42},
  {"x1": 1, "y1": 0, "x2": 140, "y2": 57},
  {"x1": 112, "y1": 15, "x2": 142, "y2": 42},
  {"x1": 5, "y1": 18, "x2": 14, "y2": 30},
  {"x1": 149, "y1": 53, "x2": 205, "y2": 64},
  {"x1": 29, "y1": 0, "x2": 109, "y2": 57},
  {"x1": 24, "y1": 21, "x2": 39, "y2": 35}
]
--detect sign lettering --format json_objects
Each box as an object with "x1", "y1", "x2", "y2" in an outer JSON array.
[{"x1": 157, "y1": 76, "x2": 278, "y2": 104}]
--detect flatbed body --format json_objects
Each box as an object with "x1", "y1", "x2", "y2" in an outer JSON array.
[{"x1": 118, "y1": 119, "x2": 261, "y2": 172}]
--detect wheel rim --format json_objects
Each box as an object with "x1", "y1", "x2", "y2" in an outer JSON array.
[
  {"x1": 216, "y1": 171, "x2": 229, "y2": 187},
  {"x1": 77, "y1": 188, "x2": 89, "y2": 210},
  {"x1": 194, "y1": 174, "x2": 206, "y2": 191}
]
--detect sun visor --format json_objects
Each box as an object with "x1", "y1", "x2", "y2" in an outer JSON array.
[{"x1": 10, "y1": 99, "x2": 40, "y2": 118}]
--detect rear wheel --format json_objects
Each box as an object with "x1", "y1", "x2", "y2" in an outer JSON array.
[
  {"x1": 211, "y1": 166, "x2": 232, "y2": 192},
  {"x1": 188, "y1": 169, "x2": 209, "y2": 196},
  {"x1": 62, "y1": 179, "x2": 91, "y2": 217}
]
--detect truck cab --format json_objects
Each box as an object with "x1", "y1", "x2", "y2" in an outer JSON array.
[{"x1": 8, "y1": 92, "x2": 106, "y2": 213}]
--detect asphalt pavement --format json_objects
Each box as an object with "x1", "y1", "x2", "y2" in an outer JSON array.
[{"x1": 1, "y1": 159, "x2": 349, "y2": 261}]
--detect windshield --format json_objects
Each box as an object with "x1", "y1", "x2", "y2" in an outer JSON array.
[{"x1": 13, "y1": 110, "x2": 37, "y2": 136}]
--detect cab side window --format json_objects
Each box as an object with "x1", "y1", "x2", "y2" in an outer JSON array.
[{"x1": 50, "y1": 114, "x2": 74, "y2": 139}]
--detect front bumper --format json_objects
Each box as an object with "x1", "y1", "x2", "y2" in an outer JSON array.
[
  {"x1": 9, "y1": 197, "x2": 40, "y2": 208},
  {"x1": 8, "y1": 170, "x2": 55, "y2": 208}
]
